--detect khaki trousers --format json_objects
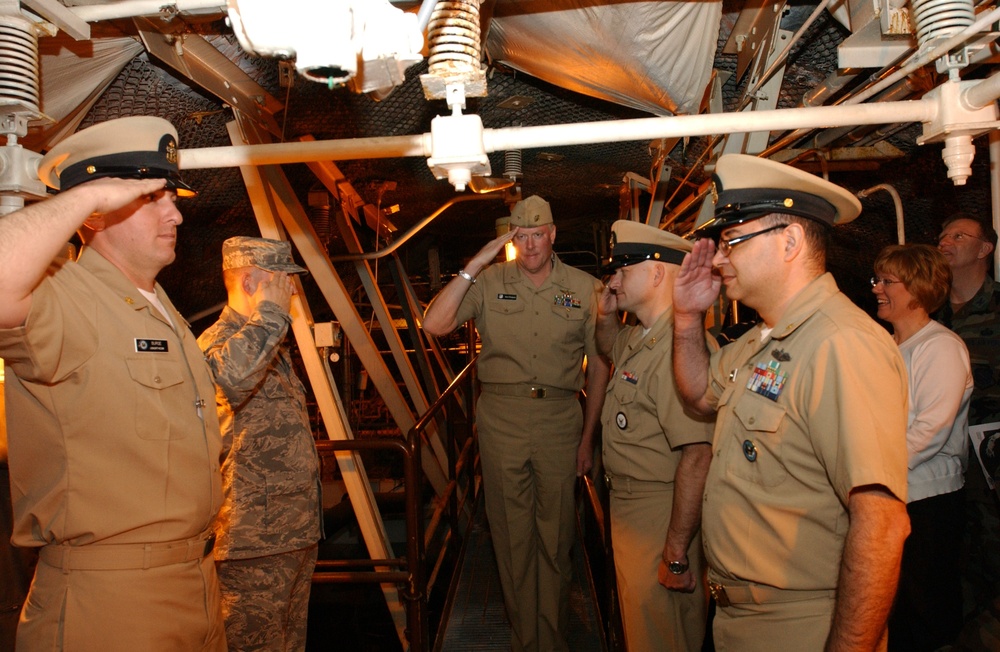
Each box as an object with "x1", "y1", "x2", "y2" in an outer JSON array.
[
  {"x1": 477, "y1": 392, "x2": 582, "y2": 652},
  {"x1": 610, "y1": 485, "x2": 708, "y2": 651},
  {"x1": 710, "y1": 574, "x2": 850, "y2": 652},
  {"x1": 20, "y1": 551, "x2": 225, "y2": 651}
]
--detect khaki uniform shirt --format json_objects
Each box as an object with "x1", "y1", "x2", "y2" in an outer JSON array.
[
  {"x1": 703, "y1": 273, "x2": 908, "y2": 590},
  {"x1": 198, "y1": 303, "x2": 321, "y2": 559},
  {"x1": 602, "y1": 309, "x2": 714, "y2": 483},
  {"x1": 454, "y1": 255, "x2": 602, "y2": 388},
  {"x1": 0, "y1": 247, "x2": 223, "y2": 547}
]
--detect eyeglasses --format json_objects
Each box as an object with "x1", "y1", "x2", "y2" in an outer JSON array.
[
  {"x1": 938, "y1": 231, "x2": 985, "y2": 245},
  {"x1": 716, "y1": 224, "x2": 789, "y2": 256},
  {"x1": 870, "y1": 276, "x2": 902, "y2": 288}
]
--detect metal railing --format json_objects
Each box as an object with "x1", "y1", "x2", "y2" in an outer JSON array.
[{"x1": 312, "y1": 353, "x2": 479, "y2": 651}]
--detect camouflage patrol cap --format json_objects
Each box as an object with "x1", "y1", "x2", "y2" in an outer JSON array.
[
  {"x1": 221, "y1": 236, "x2": 307, "y2": 274},
  {"x1": 606, "y1": 220, "x2": 691, "y2": 271},
  {"x1": 37, "y1": 116, "x2": 196, "y2": 197},
  {"x1": 509, "y1": 195, "x2": 553, "y2": 228}
]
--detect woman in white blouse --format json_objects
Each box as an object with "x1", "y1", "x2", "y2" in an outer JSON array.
[{"x1": 872, "y1": 243, "x2": 974, "y2": 652}]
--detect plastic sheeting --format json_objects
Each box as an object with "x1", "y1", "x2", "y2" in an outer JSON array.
[
  {"x1": 27, "y1": 33, "x2": 144, "y2": 151},
  {"x1": 486, "y1": 0, "x2": 723, "y2": 116}
]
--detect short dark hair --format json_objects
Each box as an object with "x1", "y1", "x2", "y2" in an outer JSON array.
[
  {"x1": 761, "y1": 212, "x2": 829, "y2": 270},
  {"x1": 874, "y1": 244, "x2": 952, "y2": 314},
  {"x1": 942, "y1": 213, "x2": 998, "y2": 249}
]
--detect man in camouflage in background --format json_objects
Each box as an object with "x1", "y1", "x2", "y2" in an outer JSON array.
[
  {"x1": 935, "y1": 214, "x2": 1000, "y2": 649},
  {"x1": 199, "y1": 236, "x2": 323, "y2": 651}
]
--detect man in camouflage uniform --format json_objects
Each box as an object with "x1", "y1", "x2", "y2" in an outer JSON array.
[
  {"x1": 199, "y1": 236, "x2": 322, "y2": 651},
  {"x1": 936, "y1": 215, "x2": 1000, "y2": 646}
]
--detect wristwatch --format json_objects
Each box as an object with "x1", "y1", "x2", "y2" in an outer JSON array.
[
  {"x1": 457, "y1": 269, "x2": 477, "y2": 284},
  {"x1": 667, "y1": 559, "x2": 689, "y2": 575}
]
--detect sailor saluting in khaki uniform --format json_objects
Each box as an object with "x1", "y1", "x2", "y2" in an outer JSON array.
[
  {"x1": 596, "y1": 219, "x2": 716, "y2": 651},
  {"x1": 672, "y1": 154, "x2": 910, "y2": 652},
  {"x1": 424, "y1": 196, "x2": 610, "y2": 651},
  {"x1": 0, "y1": 117, "x2": 226, "y2": 651}
]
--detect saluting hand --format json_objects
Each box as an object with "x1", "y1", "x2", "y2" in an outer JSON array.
[
  {"x1": 80, "y1": 177, "x2": 171, "y2": 216},
  {"x1": 597, "y1": 283, "x2": 618, "y2": 319},
  {"x1": 255, "y1": 271, "x2": 294, "y2": 314},
  {"x1": 673, "y1": 238, "x2": 721, "y2": 316},
  {"x1": 465, "y1": 227, "x2": 518, "y2": 275}
]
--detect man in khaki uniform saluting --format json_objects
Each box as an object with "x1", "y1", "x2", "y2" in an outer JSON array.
[
  {"x1": 596, "y1": 220, "x2": 715, "y2": 651},
  {"x1": 424, "y1": 195, "x2": 610, "y2": 651},
  {"x1": 672, "y1": 154, "x2": 911, "y2": 651},
  {"x1": 0, "y1": 117, "x2": 226, "y2": 651}
]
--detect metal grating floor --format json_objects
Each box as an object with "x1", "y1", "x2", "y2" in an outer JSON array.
[{"x1": 438, "y1": 497, "x2": 606, "y2": 651}]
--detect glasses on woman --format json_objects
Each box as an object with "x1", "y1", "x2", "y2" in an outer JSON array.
[
  {"x1": 716, "y1": 224, "x2": 789, "y2": 256},
  {"x1": 870, "y1": 276, "x2": 902, "y2": 288}
]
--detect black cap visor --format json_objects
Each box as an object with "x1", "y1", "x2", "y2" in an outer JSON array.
[
  {"x1": 605, "y1": 243, "x2": 687, "y2": 272},
  {"x1": 60, "y1": 152, "x2": 196, "y2": 197},
  {"x1": 695, "y1": 188, "x2": 836, "y2": 238}
]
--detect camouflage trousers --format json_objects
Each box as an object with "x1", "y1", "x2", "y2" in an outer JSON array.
[{"x1": 217, "y1": 543, "x2": 319, "y2": 652}]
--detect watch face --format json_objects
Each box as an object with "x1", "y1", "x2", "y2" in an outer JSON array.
[{"x1": 668, "y1": 561, "x2": 688, "y2": 575}]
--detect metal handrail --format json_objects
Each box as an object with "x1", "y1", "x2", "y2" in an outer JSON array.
[{"x1": 313, "y1": 353, "x2": 479, "y2": 651}]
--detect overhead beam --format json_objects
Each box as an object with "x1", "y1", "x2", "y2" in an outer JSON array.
[{"x1": 135, "y1": 16, "x2": 284, "y2": 136}]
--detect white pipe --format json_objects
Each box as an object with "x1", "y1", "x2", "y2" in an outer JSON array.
[
  {"x1": 857, "y1": 184, "x2": 905, "y2": 244},
  {"x1": 69, "y1": 0, "x2": 224, "y2": 22},
  {"x1": 179, "y1": 100, "x2": 938, "y2": 169},
  {"x1": 180, "y1": 134, "x2": 427, "y2": 168},
  {"x1": 963, "y1": 69, "x2": 1000, "y2": 111}
]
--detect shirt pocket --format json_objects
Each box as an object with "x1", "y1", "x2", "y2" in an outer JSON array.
[
  {"x1": 125, "y1": 355, "x2": 188, "y2": 440},
  {"x1": 726, "y1": 393, "x2": 789, "y2": 488},
  {"x1": 486, "y1": 295, "x2": 525, "y2": 317}
]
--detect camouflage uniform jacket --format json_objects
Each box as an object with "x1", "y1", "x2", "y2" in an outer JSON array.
[
  {"x1": 198, "y1": 302, "x2": 322, "y2": 559},
  {"x1": 936, "y1": 276, "x2": 1000, "y2": 427}
]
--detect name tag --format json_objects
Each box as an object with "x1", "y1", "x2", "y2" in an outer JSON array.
[
  {"x1": 497, "y1": 293, "x2": 517, "y2": 300},
  {"x1": 135, "y1": 338, "x2": 168, "y2": 352}
]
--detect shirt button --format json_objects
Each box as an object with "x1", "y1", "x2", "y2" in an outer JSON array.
[
  {"x1": 153, "y1": 376, "x2": 161, "y2": 383},
  {"x1": 748, "y1": 417, "x2": 756, "y2": 425}
]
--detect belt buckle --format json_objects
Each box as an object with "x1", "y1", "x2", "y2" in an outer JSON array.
[
  {"x1": 530, "y1": 387, "x2": 546, "y2": 399},
  {"x1": 708, "y1": 581, "x2": 731, "y2": 608},
  {"x1": 203, "y1": 532, "x2": 216, "y2": 557}
]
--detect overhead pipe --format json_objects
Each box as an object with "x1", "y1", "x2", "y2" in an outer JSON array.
[
  {"x1": 68, "y1": 0, "x2": 224, "y2": 21},
  {"x1": 769, "y1": 5, "x2": 1000, "y2": 157},
  {"x1": 811, "y1": 76, "x2": 926, "y2": 149},
  {"x1": 802, "y1": 69, "x2": 863, "y2": 107},
  {"x1": 857, "y1": 184, "x2": 906, "y2": 244},
  {"x1": 178, "y1": 100, "x2": 938, "y2": 170},
  {"x1": 784, "y1": 149, "x2": 830, "y2": 181},
  {"x1": 327, "y1": 194, "x2": 502, "y2": 262},
  {"x1": 848, "y1": 5, "x2": 1000, "y2": 104}
]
